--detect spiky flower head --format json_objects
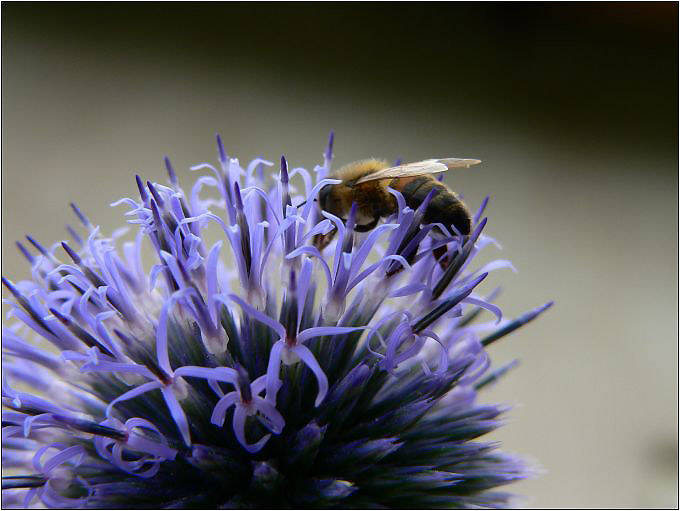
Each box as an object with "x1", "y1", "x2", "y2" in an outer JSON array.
[{"x1": 2, "y1": 133, "x2": 552, "y2": 508}]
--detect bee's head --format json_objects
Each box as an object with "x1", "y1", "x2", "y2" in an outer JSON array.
[
  {"x1": 318, "y1": 182, "x2": 353, "y2": 219},
  {"x1": 318, "y1": 184, "x2": 335, "y2": 212}
]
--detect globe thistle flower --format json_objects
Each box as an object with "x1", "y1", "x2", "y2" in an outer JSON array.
[{"x1": 2, "y1": 133, "x2": 552, "y2": 508}]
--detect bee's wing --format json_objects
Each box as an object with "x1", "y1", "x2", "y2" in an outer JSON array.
[{"x1": 354, "y1": 158, "x2": 481, "y2": 185}]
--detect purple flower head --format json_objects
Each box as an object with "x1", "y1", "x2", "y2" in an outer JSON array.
[{"x1": 2, "y1": 134, "x2": 552, "y2": 508}]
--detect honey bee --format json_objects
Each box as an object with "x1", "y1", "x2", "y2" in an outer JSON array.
[{"x1": 313, "y1": 157, "x2": 481, "y2": 254}]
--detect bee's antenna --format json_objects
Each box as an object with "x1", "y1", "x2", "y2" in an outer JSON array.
[{"x1": 295, "y1": 198, "x2": 319, "y2": 208}]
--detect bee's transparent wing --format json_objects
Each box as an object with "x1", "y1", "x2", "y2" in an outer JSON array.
[{"x1": 354, "y1": 158, "x2": 481, "y2": 184}]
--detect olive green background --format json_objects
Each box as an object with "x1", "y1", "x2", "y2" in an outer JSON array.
[{"x1": 2, "y1": 3, "x2": 677, "y2": 507}]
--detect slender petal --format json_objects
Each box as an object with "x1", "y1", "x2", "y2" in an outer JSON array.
[
  {"x1": 252, "y1": 397, "x2": 285, "y2": 434},
  {"x1": 211, "y1": 392, "x2": 239, "y2": 427},
  {"x1": 227, "y1": 294, "x2": 286, "y2": 339},
  {"x1": 106, "y1": 381, "x2": 163, "y2": 419},
  {"x1": 291, "y1": 344, "x2": 328, "y2": 407},
  {"x1": 233, "y1": 406, "x2": 271, "y2": 453},
  {"x1": 160, "y1": 386, "x2": 191, "y2": 447},
  {"x1": 265, "y1": 340, "x2": 285, "y2": 400}
]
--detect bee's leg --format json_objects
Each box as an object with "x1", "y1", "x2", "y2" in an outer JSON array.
[
  {"x1": 432, "y1": 244, "x2": 450, "y2": 269},
  {"x1": 354, "y1": 217, "x2": 380, "y2": 233},
  {"x1": 313, "y1": 226, "x2": 338, "y2": 250},
  {"x1": 386, "y1": 233, "x2": 422, "y2": 277},
  {"x1": 435, "y1": 234, "x2": 470, "y2": 270}
]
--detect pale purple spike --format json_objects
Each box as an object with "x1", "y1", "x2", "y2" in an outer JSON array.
[
  {"x1": 216, "y1": 134, "x2": 227, "y2": 163},
  {"x1": 398, "y1": 224, "x2": 435, "y2": 262},
  {"x1": 149, "y1": 200, "x2": 169, "y2": 243},
  {"x1": 25, "y1": 235, "x2": 48, "y2": 257},
  {"x1": 65, "y1": 225, "x2": 83, "y2": 246},
  {"x1": 344, "y1": 202, "x2": 358, "y2": 235},
  {"x1": 147, "y1": 181, "x2": 165, "y2": 209},
  {"x1": 280, "y1": 155, "x2": 289, "y2": 184},
  {"x1": 70, "y1": 202, "x2": 91, "y2": 227},
  {"x1": 223, "y1": 224, "x2": 250, "y2": 289},
  {"x1": 413, "y1": 272, "x2": 489, "y2": 333},
  {"x1": 481, "y1": 301, "x2": 554, "y2": 347},
  {"x1": 164, "y1": 156, "x2": 177, "y2": 185},
  {"x1": 48, "y1": 307, "x2": 115, "y2": 358},
  {"x1": 415, "y1": 187, "x2": 438, "y2": 218},
  {"x1": 112, "y1": 329, "x2": 134, "y2": 349},
  {"x1": 475, "y1": 359, "x2": 521, "y2": 390},
  {"x1": 191, "y1": 293, "x2": 220, "y2": 340},
  {"x1": 15, "y1": 242, "x2": 34, "y2": 264},
  {"x1": 156, "y1": 291, "x2": 182, "y2": 373},
  {"x1": 295, "y1": 257, "x2": 313, "y2": 327},
  {"x1": 383, "y1": 208, "x2": 413, "y2": 255},
  {"x1": 472, "y1": 217, "x2": 488, "y2": 240},
  {"x1": 289, "y1": 266, "x2": 297, "y2": 293},
  {"x1": 326, "y1": 252, "x2": 351, "y2": 316},
  {"x1": 233, "y1": 182, "x2": 244, "y2": 211},
  {"x1": 282, "y1": 204, "x2": 297, "y2": 255},
  {"x1": 325, "y1": 131, "x2": 335, "y2": 161},
  {"x1": 2, "y1": 278, "x2": 48, "y2": 327},
  {"x1": 283, "y1": 269, "x2": 299, "y2": 337},
  {"x1": 60, "y1": 242, "x2": 81, "y2": 265},
  {"x1": 474, "y1": 196, "x2": 490, "y2": 224},
  {"x1": 135, "y1": 175, "x2": 149, "y2": 203},
  {"x1": 2, "y1": 330, "x2": 63, "y2": 372}
]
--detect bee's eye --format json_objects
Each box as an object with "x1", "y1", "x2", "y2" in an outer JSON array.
[{"x1": 318, "y1": 185, "x2": 332, "y2": 205}]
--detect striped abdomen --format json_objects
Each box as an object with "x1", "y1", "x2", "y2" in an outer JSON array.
[{"x1": 392, "y1": 176, "x2": 471, "y2": 235}]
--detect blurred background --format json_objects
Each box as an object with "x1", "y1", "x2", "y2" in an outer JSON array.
[{"x1": 2, "y1": 3, "x2": 677, "y2": 507}]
